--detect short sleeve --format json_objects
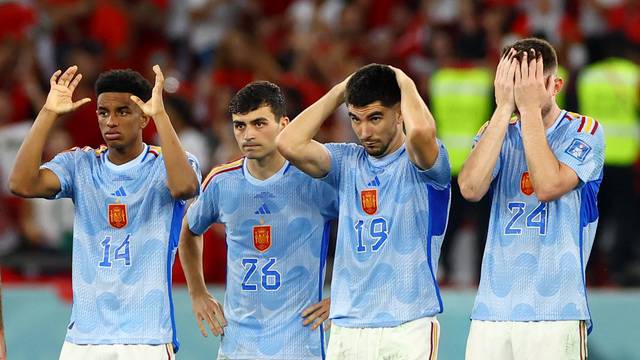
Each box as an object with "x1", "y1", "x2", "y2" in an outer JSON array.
[
  {"x1": 186, "y1": 179, "x2": 219, "y2": 235},
  {"x1": 557, "y1": 121, "x2": 605, "y2": 184},
  {"x1": 322, "y1": 143, "x2": 352, "y2": 188},
  {"x1": 40, "y1": 150, "x2": 76, "y2": 199},
  {"x1": 413, "y1": 139, "x2": 451, "y2": 189}
]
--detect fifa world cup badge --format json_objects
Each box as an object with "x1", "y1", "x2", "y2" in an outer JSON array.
[
  {"x1": 361, "y1": 189, "x2": 378, "y2": 215},
  {"x1": 253, "y1": 225, "x2": 272, "y2": 252},
  {"x1": 520, "y1": 171, "x2": 534, "y2": 196},
  {"x1": 108, "y1": 203, "x2": 128, "y2": 228}
]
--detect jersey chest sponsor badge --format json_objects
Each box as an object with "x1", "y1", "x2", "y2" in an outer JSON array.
[
  {"x1": 108, "y1": 203, "x2": 128, "y2": 229},
  {"x1": 520, "y1": 171, "x2": 534, "y2": 196},
  {"x1": 360, "y1": 188, "x2": 378, "y2": 215},
  {"x1": 253, "y1": 225, "x2": 272, "y2": 252}
]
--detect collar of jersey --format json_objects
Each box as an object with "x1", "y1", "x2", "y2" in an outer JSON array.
[
  {"x1": 367, "y1": 143, "x2": 406, "y2": 168},
  {"x1": 243, "y1": 158, "x2": 289, "y2": 186},
  {"x1": 104, "y1": 144, "x2": 148, "y2": 172},
  {"x1": 515, "y1": 109, "x2": 566, "y2": 136}
]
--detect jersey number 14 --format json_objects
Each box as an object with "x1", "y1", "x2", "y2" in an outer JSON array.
[{"x1": 99, "y1": 234, "x2": 131, "y2": 267}]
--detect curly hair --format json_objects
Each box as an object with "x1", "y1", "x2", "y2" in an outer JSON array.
[{"x1": 95, "y1": 69, "x2": 152, "y2": 101}]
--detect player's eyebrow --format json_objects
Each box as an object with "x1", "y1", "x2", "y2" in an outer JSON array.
[{"x1": 366, "y1": 111, "x2": 384, "y2": 119}]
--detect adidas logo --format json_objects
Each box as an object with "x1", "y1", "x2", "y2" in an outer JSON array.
[
  {"x1": 367, "y1": 176, "x2": 381, "y2": 187},
  {"x1": 254, "y1": 203, "x2": 271, "y2": 215},
  {"x1": 111, "y1": 186, "x2": 127, "y2": 197}
]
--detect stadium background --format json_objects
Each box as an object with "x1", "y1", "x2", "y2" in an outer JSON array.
[{"x1": 0, "y1": 0, "x2": 638, "y2": 358}]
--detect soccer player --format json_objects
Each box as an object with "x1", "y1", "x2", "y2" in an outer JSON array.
[
  {"x1": 458, "y1": 38, "x2": 604, "y2": 360},
  {"x1": 276, "y1": 64, "x2": 451, "y2": 358},
  {"x1": 9, "y1": 65, "x2": 200, "y2": 359},
  {"x1": 179, "y1": 81, "x2": 337, "y2": 359}
]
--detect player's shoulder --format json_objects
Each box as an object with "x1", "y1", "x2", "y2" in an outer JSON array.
[
  {"x1": 202, "y1": 158, "x2": 244, "y2": 190},
  {"x1": 561, "y1": 111, "x2": 604, "y2": 140},
  {"x1": 59, "y1": 144, "x2": 108, "y2": 160}
]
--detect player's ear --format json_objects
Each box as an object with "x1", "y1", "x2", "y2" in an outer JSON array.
[
  {"x1": 140, "y1": 114, "x2": 150, "y2": 129},
  {"x1": 550, "y1": 75, "x2": 564, "y2": 96},
  {"x1": 279, "y1": 116, "x2": 290, "y2": 129},
  {"x1": 395, "y1": 105, "x2": 403, "y2": 125}
]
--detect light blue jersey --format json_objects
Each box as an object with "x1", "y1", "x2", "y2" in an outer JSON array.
[
  {"x1": 42, "y1": 144, "x2": 201, "y2": 350},
  {"x1": 187, "y1": 158, "x2": 338, "y2": 359},
  {"x1": 471, "y1": 110, "x2": 605, "y2": 332},
  {"x1": 323, "y1": 141, "x2": 451, "y2": 328}
]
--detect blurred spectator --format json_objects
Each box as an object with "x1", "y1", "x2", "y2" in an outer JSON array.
[
  {"x1": 0, "y1": 0, "x2": 638, "y2": 286},
  {"x1": 158, "y1": 95, "x2": 211, "y2": 169}
]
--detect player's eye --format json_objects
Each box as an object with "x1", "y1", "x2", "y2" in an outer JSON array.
[
  {"x1": 117, "y1": 110, "x2": 130, "y2": 116},
  {"x1": 97, "y1": 111, "x2": 108, "y2": 118},
  {"x1": 350, "y1": 116, "x2": 360, "y2": 123},
  {"x1": 255, "y1": 121, "x2": 265, "y2": 128},
  {"x1": 235, "y1": 123, "x2": 245, "y2": 130}
]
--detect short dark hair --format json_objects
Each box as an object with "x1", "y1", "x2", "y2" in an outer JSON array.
[
  {"x1": 228, "y1": 81, "x2": 286, "y2": 119},
  {"x1": 345, "y1": 64, "x2": 401, "y2": 108},
  {"x1": 95, "y1": 69, "x2": 152, "y2": 101},
  {"x1": 502, "y1": 37, "x2": 558, "y2": 75}
]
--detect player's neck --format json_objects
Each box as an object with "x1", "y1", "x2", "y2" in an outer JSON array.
[
  {"x1": 107, "y1": 142, "x2": 145, "y2": 165},
  {"x1": 542, "y1": 104, "x2": 562, "y2": 129},
  {"x1": 246, "y1": 152, "x2": 286, "y2": 180},
  {"x1": 377, "y1": 132, "x2": 404, "y2": 158}
]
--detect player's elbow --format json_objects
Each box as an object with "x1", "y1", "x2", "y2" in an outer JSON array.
[
  {"x1": 8, "y1": 177, "x2": 32, "y2": 198},
  {"x1": 458, "y1": 176, "x2": 484, "y2": 202},
  {"x1": 170, "y1": 180, "x2": 199, "y2": 200},
  {"x1": 534, "y1": 187, "x2": 562, "y2": 202},
  {"x1": 275, "y1": 132, "x2": 298, "y2": 160}
]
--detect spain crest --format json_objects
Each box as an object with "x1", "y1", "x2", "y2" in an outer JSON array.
[
  {"x1": 520, "y1": 171, "x2": 534, "y2": 196},
  {"x1": 253, "y1": 225, "x2": 272, "y2": 252},
  {"x1": 108, "y1": 203, "x2": 128, "y2": 229},
  {"x1": 360, "y1": 189, "x2": 378, "y2": 215}
]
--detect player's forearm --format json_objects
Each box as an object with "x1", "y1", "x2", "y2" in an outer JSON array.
[
  {"x1": 178, "y1": 225, "x2": 208, "y2": 296},
  {"x1": 398, "y1": 78, "x2": 438, "y2": 169},
  {"x1": 458, "y1": 106, "x2": 511, "y2": 201},
  {"x1": 8, "y1": 109, "x2": 57, "y2": 196},
  {"x1": 277, "y1": 84, "x2": 343, "y2": 159},
  {"x1": 520, "y1": 109, "x2": 564, "y2": 201},
  {"x1": 153, "y1": 112, "x2": 199, "y2": 200}
]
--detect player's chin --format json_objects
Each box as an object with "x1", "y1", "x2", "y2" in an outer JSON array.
[
  {"x1": 364, "y1": 145, "x2": 384, "y2": 156},
  {"x1": 243, "y1": 149, "x2": 262, "y2": 159}
]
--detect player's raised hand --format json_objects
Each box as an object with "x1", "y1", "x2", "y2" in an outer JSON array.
[
  {"x1": 191, "y1": 291, "x2": 227, "y2": 337},
  {"x1": 494, "y1": 48, "x2": 518, "y2": 114},
  {"x1": 389, "y1": 65, "x2": 413, "y2": 87},
  {"x1": 130, "y1": 65, "x2": 166, "y2": 118},
  {"x1": 301, "y1": 298, "x2": 331, "y2": 331},
  {"x1": 514, "y1": 49, "x2": 547, "y2": 113},
  {"x1": 43, "y1": 65, "x2": 91, "y2": 115}
]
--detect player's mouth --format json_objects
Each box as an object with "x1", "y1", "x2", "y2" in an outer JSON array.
[
  {"x1": 243, "y1": 144, "x2": 260, "y2": 150},
  {"x1": 104, "y1": 132, "x2": 121, "y2": 140}
]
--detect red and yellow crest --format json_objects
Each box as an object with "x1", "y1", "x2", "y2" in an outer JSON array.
[
  {"x1": 253, "y1": 225, "x2": 272, "y2": 252},
  {"x1": 520, "y1": 171, "x2": 534, "y2": 196},
  {"x1": 108, "y1": 203, "x2": 128, "y2": 229},
  {"x1": 360, "y1": 189, "x2": 378, "y2": 215}
]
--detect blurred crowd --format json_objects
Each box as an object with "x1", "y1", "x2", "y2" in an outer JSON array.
[{"x1": 0, "y1": 0, "x2": 639, "y2": 286}]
